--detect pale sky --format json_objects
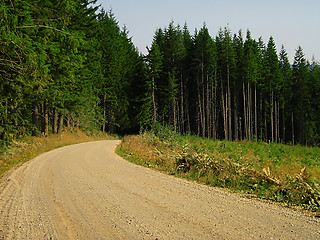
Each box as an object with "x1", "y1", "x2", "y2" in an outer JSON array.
[{"x1": 96, "y1": 0, "x2": 319, "y2": 63}]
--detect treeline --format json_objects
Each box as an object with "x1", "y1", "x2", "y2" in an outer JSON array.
[
  {"x1": 141, "y1": 22, "x2": 320, "y2": 146},
  {"x1": 0, "y1": 0, "x2": 143, "y2": 142},
  {"x1": 1, "y1": 1, "x2": 320, "y2": 146}
]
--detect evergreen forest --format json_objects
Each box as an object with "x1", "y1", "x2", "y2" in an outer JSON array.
[{"x1": 1, "y1": 1, "x2": 320, "y2": 146}]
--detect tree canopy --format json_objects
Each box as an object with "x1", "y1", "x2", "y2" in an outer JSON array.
[
  {"x1": 0, "y1": 0, "x2": 143, "y2": 142},
  {"x1": 1, "y1": 2, "x2": 319, "y2": 146},
  {"x1": 142, "y1": 22, "x2": 320, "y2": 146}
]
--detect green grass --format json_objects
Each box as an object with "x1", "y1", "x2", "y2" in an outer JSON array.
[{"x1": 117, "y1": 124, "x2": 320, "y2": 212}]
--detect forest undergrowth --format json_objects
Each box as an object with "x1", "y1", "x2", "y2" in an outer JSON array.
[
  {"x1": 0, "y1": 129, "x2": 116, "y2": 179},
  {"x1": 117, "y1": 124, "x2": 320, "y2": 213}
]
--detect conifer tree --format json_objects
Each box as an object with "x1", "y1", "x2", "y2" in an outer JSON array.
[
  {"x1": 193, "y1": 24, "x2": 216, "y2": 138},
  {"x1": 216, "y1": 27, "x2": 235, "y2": 140},
  {"x1": 292, "y1": 46, "x2": 308, "y2": 144},
  {"x1": 279, "y1": 45, "x2": 292, "y2": 143},
  {"x1": 263, "y1": 37, "x2": 281, "y2": 142},
  {"x1": 143, "y1": 43, "x2": 163, "y2": 126}
]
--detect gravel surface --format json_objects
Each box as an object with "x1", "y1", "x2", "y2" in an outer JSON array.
[{"x1": 0, "y1": 140, "x2": 319, "y2": 239}]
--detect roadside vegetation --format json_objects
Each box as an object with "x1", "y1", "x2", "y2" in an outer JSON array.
[
  {"x1": 2, "y1": 0, "x2": 320, "y2": 213},
  {"x1": 117, "y1": 124, "x2": 320, "y2": 212},
  {"x1": 0, "y1": 129, "x2": 116, "y2": 178}
]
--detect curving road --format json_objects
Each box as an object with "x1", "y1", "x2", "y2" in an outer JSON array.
[{"x1": 0, "y1": 140, "x2": 319, "y2": 239}]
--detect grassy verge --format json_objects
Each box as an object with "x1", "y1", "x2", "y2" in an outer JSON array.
[
  {"x1": 117, "y1": 124, "x2": 320, "y2": 212},
  {"x1": 0, "y1": 129, "x2": 117, "y2": 178}
]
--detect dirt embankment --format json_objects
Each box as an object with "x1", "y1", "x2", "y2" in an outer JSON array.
[{"x1": 0, "y1": 140, "x2": 319, "y2": 239}]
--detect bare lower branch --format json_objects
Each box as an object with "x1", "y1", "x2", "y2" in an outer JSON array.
[{"x1": 15, "y1": 25, "x2": 72, "y2": 36}]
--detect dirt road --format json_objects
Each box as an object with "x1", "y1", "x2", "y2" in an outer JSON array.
[{"x1": 0, "y1": 140, "x2": 319, "y2": 239}]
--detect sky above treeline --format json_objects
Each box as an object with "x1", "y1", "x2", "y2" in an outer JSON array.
[{"x1": 96, "y1": 0, "x2": 319, "y2": 63}]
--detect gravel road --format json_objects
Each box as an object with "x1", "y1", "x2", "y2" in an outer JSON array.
[{"x1": 0, "y1": 140, "x2": 319, "y2": 239}]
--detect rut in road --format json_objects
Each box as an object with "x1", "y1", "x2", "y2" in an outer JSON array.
[{"x1": 0, "y1": 140, "x2": 319, "y2": 239}]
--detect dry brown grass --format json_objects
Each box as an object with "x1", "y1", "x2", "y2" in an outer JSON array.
[
  {"x1": 117, "y1": 135, "x2": 168, "y2": 170},
  {"x1": 118, "y1": 130, "x2": 320, "y2": 212},
  {"x1": 0, "y1": 130, "x2": 116, "y2": 178}
]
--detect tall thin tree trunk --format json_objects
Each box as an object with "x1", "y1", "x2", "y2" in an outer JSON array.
[
  {"x1": 276, "y1": 100, "x2": 279, "y2": 143},
  {"x1": 233, "y1": 91, "x2": 238, "y2": 141},
  {"x1": 278, "y1": 101, "x2": 280, "y2": 143},
  {"x1": 52, "y1": 108, "x2": 58, "y2": 134},
  {"x1": 292, "y1": 112, "x2": 295, "y2": 145},
  {"x1": 264, "y1": 104, "x2": 268, "y2": 141},
  {"x1": 32, "y1": 104, "x2": 39, "y2": 136},
  {"x1": 42, "y1": 102, "x2": 48, "y2": 135},
  {"x1": 271, "y1": 92, "x2": 274, "y2": 142},
  {"x1": 152, "y1": 77, "x2": 157, "y2": 123},
  {"x1": 202, "y1": 82, "x2": 206, "y2": 137},
  {"x1": 197, "y1": 77, "x2": 203, "y2": 136},
  {"x1": 173, "y1": 98, "x2": 177, "y2": 132},
  {"x1": 282, "y1": 105, "x2": 285, "y2": 143},
  {"x1": 67, "y1": 115, "x2": 70, "y2": 129},
  {"x1": 260, "y1": 93, "x2": 263, "y2": 141},
  {"x1": 57, "y1": 113, "x2": 64, "y2": 135},
  {"x1": 201, "y1": 63, "x2": 206, "y2": 137},
  {"x1": 207, "y1": 75, "x2": 211, "y2": 138},
  {"x1": 180, "y1": 74, "x2": 184, "y2": 133},
  {"x1": 243, "y1": 82, "x2": 247, "y2": 140},
  {"x1": 213, "y1": 73, "x2": 217, "y2": 140},
  {"x1": 227, "y1": 65, "x2": 232, "y2": 141},
  {"x1": 222, "y1": 82, "x2": 227, "y2": 139},
  {"x1": 185, "y1": 79, "x2": 191, "y2": 133},
  {"x1": 254, "y1": 84, "x2": 257, "y2": 141},
  {"x1": 102, "y1": 94, "x2": 106, "y2": 132},
  {"x1": 248, "y1": 82, "x2": 252, "y2": 140}
]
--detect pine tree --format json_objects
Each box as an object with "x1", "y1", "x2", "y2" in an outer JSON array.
[
  {"x1": 263, "y1": 37, "x2": 281, "y2": 142},
  {"x1": 216, "y1": 27, "x2": 235, "y2": 140},
  {"x1": 193, "y1": 24, "x2": 216, "y2": 138},
  {"x1": 307, "y1": 58, "x2": 320, "y2": 145},
  {"x1": 243, "y1": 30, "x2": 260, "y2": 141},
  {"x1": 279, "y1": 45, "x2": 292, "y2": 143},
  {"x1": 292, "y1": 46, "x2": 308, "y2": 144},
  {"x1": 143, "y1": 43, "x2": 163, "y2": 127},
  {"x1": 233, "y1": 30, "x2": 245, "y2": 141}
]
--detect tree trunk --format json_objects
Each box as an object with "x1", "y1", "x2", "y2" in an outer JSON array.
[
  {"x1": 239, "y1": 117, "x2": 242, "y2": 141},
  {"x1": 57, "y1": 113, "x2": 64, "y2": 134},
  {"x1": 248, "y1": 82, "x2": 252, "y2": 140},
  {"x1": 197, "y1": 74, "x2": 203, "y2": 136},
  {"x1": 180, "y1": 74, "x2": 184, "y2": 133},
  {"x1": 276, "y1": 100, "x2": 280, "y2": 143},
  {"x1": 52, "y1": 108, "x2": 58, "y2": 134},
  {"x1": 32, "y1": 104, "x2": 39, "y2": 137},
  {"x1": 264, "y1": 103, "x2": 268, "y2": 141},
  {"x1": 42, "y1": 102, "x2": 49, "y2": 135},
  {"x1": 260, "y1": 93, "x2": 263, "y2": 141},
  {"x1": 212, "y1": 73, "x2": 217, "y2": 140},
  {"x1": 292, "y1": 111, "x2": 295, "y2": 145},
  {"x1": 227, "y1": 65, "x2": 232, "y2": 141},
  {"x1": 243, "y1": 82, "x2": 247, "y2": 140},
  {"x1": 201, "y1": 63, "x2": 206, "y2": 137},
  {"x1": 152, "y1": 77, "x2": 157, "y2": 123},
  {"x1": 271, "y1": 92, "x2": 274, "y2": 142},
  {"x1": 233, "y1": 91, "x2": 238, "y2": 141},
  {"x1": 254, "y1": 84, "x2": 257, "y2": 141},
  {"x1": 282, "y1": 105, "x2": 285, "y2": 143},
  {"x1": 222, "y1": 82, "x2": 227, "y2": 139},
  {"x1": 173, "y1": 98, "x2": 177, "y2": 132},
  {"x1": 102, "y1": 94, "x2": 106, "y2": 133},
  {"x1": 206, "y1": 75, "x2": 211, "y2": 138},
  {"x1": 185, "y1": 78, "x2": 191, "y2": 133}
]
